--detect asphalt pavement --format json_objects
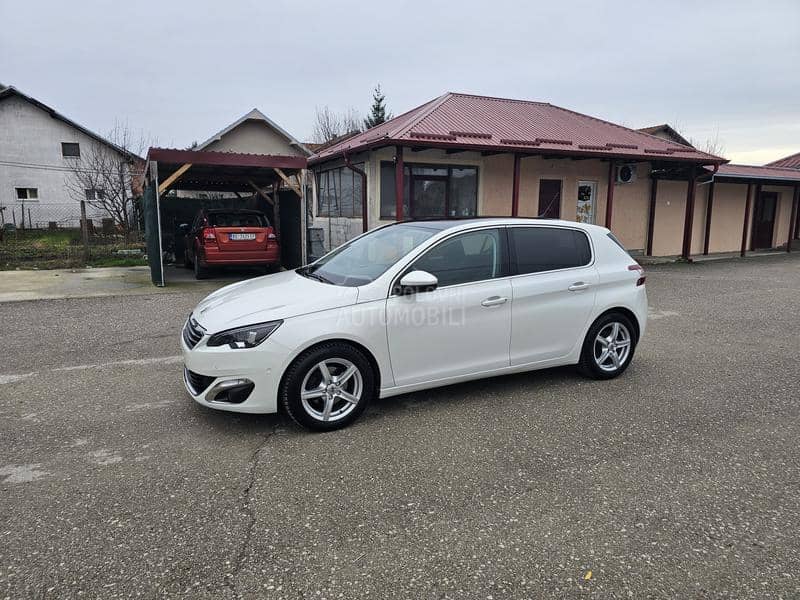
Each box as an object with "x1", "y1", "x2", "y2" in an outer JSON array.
[{"x1": 1, "y1": 254, "x2": 799, "y2": 599}]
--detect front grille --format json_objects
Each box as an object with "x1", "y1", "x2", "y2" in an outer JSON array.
[
  {"x1": 182, "y1": 315, "x2": 206, "y2": 349},
  {"x1": 184, "y1": 368, "x2": 215, "y2": 395}
]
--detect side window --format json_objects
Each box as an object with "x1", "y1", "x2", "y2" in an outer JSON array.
[
  {"x1": 511, "y1": 227, "x2": 591, "y2": 275},
  {"x1": 411, "y1": 228, "x2": 504, "y2": 287}
]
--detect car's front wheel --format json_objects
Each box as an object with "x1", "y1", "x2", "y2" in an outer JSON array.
[
  {"x1": 280, "y1": 342, "x2": 375, "y2": 431},
  {"x1": 578, "y1": 312, "x2": 637, "y2": 379}
]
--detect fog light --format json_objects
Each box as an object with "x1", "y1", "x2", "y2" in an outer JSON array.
[{"x1": 207, "y1": 379, "x2": 254, "y2": 404}]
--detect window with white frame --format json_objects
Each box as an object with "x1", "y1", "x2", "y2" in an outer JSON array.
[
  {"x1": 15, "y1": 187, "x2": 38, "y2": 201},
  {"x1": 85, "y1": 188, "x2": 105, "y2": 201}
]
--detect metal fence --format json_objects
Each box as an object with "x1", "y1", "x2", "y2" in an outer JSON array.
[{"x1": 0, "y1": 203, "x2": 145, "y2": 268}]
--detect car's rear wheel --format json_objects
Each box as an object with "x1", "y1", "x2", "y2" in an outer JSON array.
[
  {"x1": 578, "y1": 312, "x2": 637, "y2": 379},
  {"x1": 281, "y1": 342, "x2": 375, "y2": 431},
  {"x1": 194, "y1": 256, "x2": 209, "y2": 280}
]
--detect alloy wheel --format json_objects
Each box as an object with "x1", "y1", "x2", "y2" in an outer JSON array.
[
  {"x1": 593, "y1": 322, "x2": 632, "y2": 372},
  {"x1": 300, "y1": 358, "x2": 363, "y2": 422}
]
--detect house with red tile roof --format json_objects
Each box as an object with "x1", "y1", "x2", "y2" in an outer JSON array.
[
  {"x1": 307, "y1": 92, "x2": 800, "y2": 257},
  {"x1": 767, "y1": 152, "x2": 800, "y2": 170}
]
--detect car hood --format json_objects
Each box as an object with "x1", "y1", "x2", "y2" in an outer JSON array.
[{"x1": 192, "y1": 270, "x2": 359, "y2": 333}]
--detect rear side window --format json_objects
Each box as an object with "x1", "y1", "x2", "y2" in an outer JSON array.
[
  {"x1": 208, "y1": 213, "x2": 269, "y2": 227},
  {"x1": 606, "y1": 232, "x2": 631, "y2": 255},
  {"x1": 511, "y1": 227, "x2": 592, "y2": 275}
]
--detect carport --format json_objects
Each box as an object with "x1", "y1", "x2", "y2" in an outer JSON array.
[{"x1": 141, "y1": 147, "x2": 307, "y2": 286}]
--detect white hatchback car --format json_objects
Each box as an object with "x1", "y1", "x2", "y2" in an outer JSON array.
[{"x1": 182, "y1": 218, "x2": 647, "y2": 431}]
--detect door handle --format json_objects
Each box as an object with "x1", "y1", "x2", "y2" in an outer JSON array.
[
  {"x1": 568, "y1": 282, "x2": 590, "y2": 292},
  {"x1": 481, "y1": 296, "x2": 508, "y2": 307}
]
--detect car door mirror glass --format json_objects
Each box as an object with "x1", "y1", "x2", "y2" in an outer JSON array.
[{"x1": 399, "y1": 270, "x2": 438, "y2": 294}]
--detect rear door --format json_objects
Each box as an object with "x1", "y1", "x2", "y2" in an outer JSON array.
[
  {"x1": 508, "y1": 226, "x2": 598, "y2": 365},
  {"x1": 211, "y1": 212, "x2": 271, "y2": 252}
]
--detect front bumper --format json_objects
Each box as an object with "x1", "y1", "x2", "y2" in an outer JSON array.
[{"x1": 181, "y1": 326, "x2": 287, "y2": 414}]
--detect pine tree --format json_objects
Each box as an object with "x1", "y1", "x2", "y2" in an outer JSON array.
[{"x1": 363, "y1": 85, "x2": 391, "y2": 129}]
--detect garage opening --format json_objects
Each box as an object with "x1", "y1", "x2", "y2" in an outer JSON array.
[{"x1": 141, "y1": 148, "x2": 307, "y2": 286}]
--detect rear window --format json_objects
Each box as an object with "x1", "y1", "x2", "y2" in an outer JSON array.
[
  {"x1": 606, "y1": 232, "x2": 631, "y2": 255},
  {"x1": 511, "y1": 227, "x2": 592, "y2": 274},
  {"x1": 207, "y1": 213, "x2": 269, "y2": 227}
]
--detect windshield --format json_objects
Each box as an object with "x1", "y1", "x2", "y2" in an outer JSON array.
[{"x1": 298, "y1": 223, "x2": 439, "y2": 287}]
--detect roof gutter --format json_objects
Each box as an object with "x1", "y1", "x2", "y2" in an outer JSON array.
[{"x1": 343, "y1": 150, "x2": 368, "y2": 233}]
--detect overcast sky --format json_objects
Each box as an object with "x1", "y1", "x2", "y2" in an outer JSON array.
[{"x1": 1, "y1": 0, "x2": 798, "y2": 163}]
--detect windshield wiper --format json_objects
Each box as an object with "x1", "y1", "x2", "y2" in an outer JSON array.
[{"x1": 298, "y1": 268, "x2": 334, "y2": 285}]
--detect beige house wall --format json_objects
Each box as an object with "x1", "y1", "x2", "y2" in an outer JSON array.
[
  {"x1": 704, "y1": 183, "x2": 748, "y2": 254},
  {"x1": 314, "y1": 146, "x2": 798, "y2": 257},
  {"x1": 202, "y1": 120, "x2": 305, "y2": 156}
]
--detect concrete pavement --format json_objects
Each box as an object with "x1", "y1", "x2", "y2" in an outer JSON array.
[{"x1": 1, "y1": 253, "x2": 799, "y2": 598}]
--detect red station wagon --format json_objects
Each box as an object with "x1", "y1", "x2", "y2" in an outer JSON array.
[{"x1": 184, "y1": 209, "x2": 280, "y2": 279}]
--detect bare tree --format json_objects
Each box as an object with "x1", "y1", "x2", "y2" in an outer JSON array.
[
  {"x1": 64, "y1": 121, "x2": 150, "y2": 232},
  {"x1": 311, "y1": 106, "x2": 362, "y2": 144}
]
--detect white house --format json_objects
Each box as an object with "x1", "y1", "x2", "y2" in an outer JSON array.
[{"x1": 0, "y1": 84, "x2": 140, "y2": 229}]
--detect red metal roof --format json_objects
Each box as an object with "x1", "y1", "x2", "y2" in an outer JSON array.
[
  {"x1": 766, "y1": 151, "x2": 800, "y2": 170},
  {"x1": 715, "y1": 163, "x2": 800, "y2": 183},
  {"x1": 146, "y1": 147, "x2": 306, "y2": 170},
  {"x1": 310, "y1": 92, "x2": 726, "y2": 165}
]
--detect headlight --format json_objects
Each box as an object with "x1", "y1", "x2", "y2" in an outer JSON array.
[{"x1": 207, "y1": 320, "x2": 282, "y2": 349}]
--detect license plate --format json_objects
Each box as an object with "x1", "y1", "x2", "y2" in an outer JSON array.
[{"x1": 229, "y1": 233, "x2": 256, "y2": 240}]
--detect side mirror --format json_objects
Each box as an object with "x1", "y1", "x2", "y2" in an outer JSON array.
[{"x1": 399, "y1": 270, "x2": 438, "y2": 295}]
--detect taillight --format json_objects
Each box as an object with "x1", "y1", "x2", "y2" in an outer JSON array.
[
  {"x1": 628, "y1": 264, "x2": 646, "y2": 286},
  {"x1": 267, "y1": 228, "x2": 277, "y2": 242},
  {"x1": 202, "y1": 227, "x2": 217, "y2": 245}
]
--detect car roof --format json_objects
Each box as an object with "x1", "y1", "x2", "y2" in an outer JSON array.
[
  {"x1": 203, "y1": 208, "x2": 266, "y2": 215},
  {"x1": 396, "y1": 217, "x2": 606, "y2": 234}
]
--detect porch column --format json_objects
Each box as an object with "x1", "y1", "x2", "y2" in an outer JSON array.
[
  {"x1": 788, "y1": 185, "x2": 799, "y2": 252},
  {"x1": 511, "y1": 153, "x2": 521, "y2": 217},
  {"x1": 680, "y1": 174, "x2": 697, "y2": 260},
  {"x1": 740, "y1": 183, "x2": 753, "y2": 257},
  {"x1": 395, "y1": 146, "x2": 404, "y2": 221},
  {"x1": 645, "y1": 176, "x2": 658, "y2": 256},
  {"x1": 604, "y1": 161, "x2": 615, "y2": 228},
  {"x1": 703, "y1": 181, "x2": 715, "y2": 255}
]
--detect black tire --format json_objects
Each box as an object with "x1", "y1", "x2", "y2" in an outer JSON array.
[
  {"x1": 194, "y1": 256, "x2": 209, "y2": 280},
  {"x1": 577, "y1": 312, "x2": 638, "y2": 379},
  {"x1": 263, "y1": 262, "x2": 280, "y2": 275},
  {"x1": 183, "y1": 250, "x2": 192, "y2": 269},
  {"x1": 280, "y1": 342, "x2": 375, "y2": 431}
]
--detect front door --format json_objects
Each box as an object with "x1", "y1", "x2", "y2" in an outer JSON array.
[
  {"x1": 576, "y1": 181, "x2": 597, "y2": 224},
  {"x1": 385, "y1": 228, "x2": 512, "y2": 387},
  {"x1": 538, "y1": 179, "x2": 562, "y2": 218},
  {"x1": 752, "y1": 192, "x2": 778, "y2": 250}
]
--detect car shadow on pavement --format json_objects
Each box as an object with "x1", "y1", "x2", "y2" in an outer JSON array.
[{"x1": 184, "y1": 364, "x2": 603, "y2": 435}]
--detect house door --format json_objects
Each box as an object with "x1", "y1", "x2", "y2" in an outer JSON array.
[
  {"x1": 538, "y1": 179, "x2": 562, "y2": 218},
  {"x1": 576, "y1": 181, "x2": 597, "y2": 224},
  {"x1": 752, "y1": 192, "x2": 777, "y2": 250}
]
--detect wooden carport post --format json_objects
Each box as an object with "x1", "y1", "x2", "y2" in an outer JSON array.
[
  {"x1": 702, "y1": 181, "x2": 715, "y2": 255},
  {"x1": 788, "y1": 185, "x2": 799, "y2": 252},
  {"x1": 645, "y1": 176, "x2": 658, "y2": 256},
  {"x1": 395, "y1": 146, "x2": 404, "y2": 221},
  {"x1": 511, "y1": 154, "x2": 521, "y2": 217},
  {"x1": 605, "y1": 161, "x2": 615, "y2": 229},
  {"x1": 740, "y1": 183, "x2": 753, "y2": 257},
  {"x1": 680, "y1": 173, "x2": 698, "y2": 261}
]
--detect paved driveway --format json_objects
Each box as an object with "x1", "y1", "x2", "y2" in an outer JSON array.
[{"x1": 1, "y1": 255, "x2": 799, "y2": 599}]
